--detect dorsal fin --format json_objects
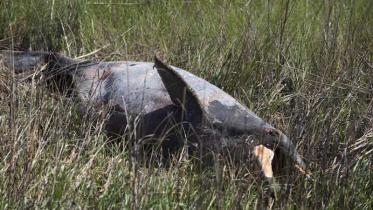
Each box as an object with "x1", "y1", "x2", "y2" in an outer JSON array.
[{"x1": 154, "y1": 56, "x2": 204, "y2": 125}]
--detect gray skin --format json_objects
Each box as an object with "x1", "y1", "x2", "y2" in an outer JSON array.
[{"x1": 0, "y1": 50, "x2": 306, "y2": 171}]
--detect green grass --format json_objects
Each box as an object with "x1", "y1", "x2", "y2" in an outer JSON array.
[{"x1": 1, "y1": 0, "x2": 372, "y2": 209}]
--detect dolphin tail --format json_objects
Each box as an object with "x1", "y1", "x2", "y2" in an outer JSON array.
[
  {"x1": 0, "y1": 50, "x2": 51, "y2": 74},
  {"x1": 0, "y1": 50, "x2": 81, "y2": 75}
]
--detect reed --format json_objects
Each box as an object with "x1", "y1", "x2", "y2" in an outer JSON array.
[{"x1": 0, "y1": 0, "x2": 372, "y2": 209}]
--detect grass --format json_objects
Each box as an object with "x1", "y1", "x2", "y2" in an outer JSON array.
[{"x1": 1, "y1": 0, "x2": 372, "y2": 209}]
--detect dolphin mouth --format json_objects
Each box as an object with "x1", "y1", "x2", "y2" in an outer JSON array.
[{"x1": 277, "y1": 133, "x2": 313, "y2": 178}]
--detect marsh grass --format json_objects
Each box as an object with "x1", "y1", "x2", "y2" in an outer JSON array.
[{"x1": 1, "y1": 0, "x2": 372, "y2": 209}]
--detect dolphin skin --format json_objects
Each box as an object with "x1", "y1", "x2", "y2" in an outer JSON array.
[{"x1": 0, "y1": 50, "x2": 306, "y2": 181}]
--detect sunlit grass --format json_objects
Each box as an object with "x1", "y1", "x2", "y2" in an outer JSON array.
[{"x1": 0, "y1": 0, "x2": 372, "y2": 209}]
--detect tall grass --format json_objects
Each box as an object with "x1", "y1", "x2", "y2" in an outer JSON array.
[{"x1": 1, "y1": 0, "x2": 372, "y2": 209}]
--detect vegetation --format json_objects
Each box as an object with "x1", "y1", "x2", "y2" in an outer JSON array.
[{"x1": 1, "y1": 0, "x2": 372, "y2": 209}]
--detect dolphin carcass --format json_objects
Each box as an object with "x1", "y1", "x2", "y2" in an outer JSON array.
[{"x1": 0, "y1": 51, "x2": 307, "y2": 183}]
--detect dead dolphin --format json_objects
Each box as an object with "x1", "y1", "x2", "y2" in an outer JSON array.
[
  {"x1": 0, "y1": 50, "x2": 306, "y2": 182},
  {"x1": 154, "y1": 58, "x2": 306, "y2": 177}
]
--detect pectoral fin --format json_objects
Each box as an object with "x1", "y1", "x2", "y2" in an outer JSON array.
[{"x1": 154, "y1": 57, "x2": 205, "y2": 125}]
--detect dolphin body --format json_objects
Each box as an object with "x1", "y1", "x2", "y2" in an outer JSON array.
[{"x1": 0, "y1": 51, "x2": 306, "y2": 180}]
